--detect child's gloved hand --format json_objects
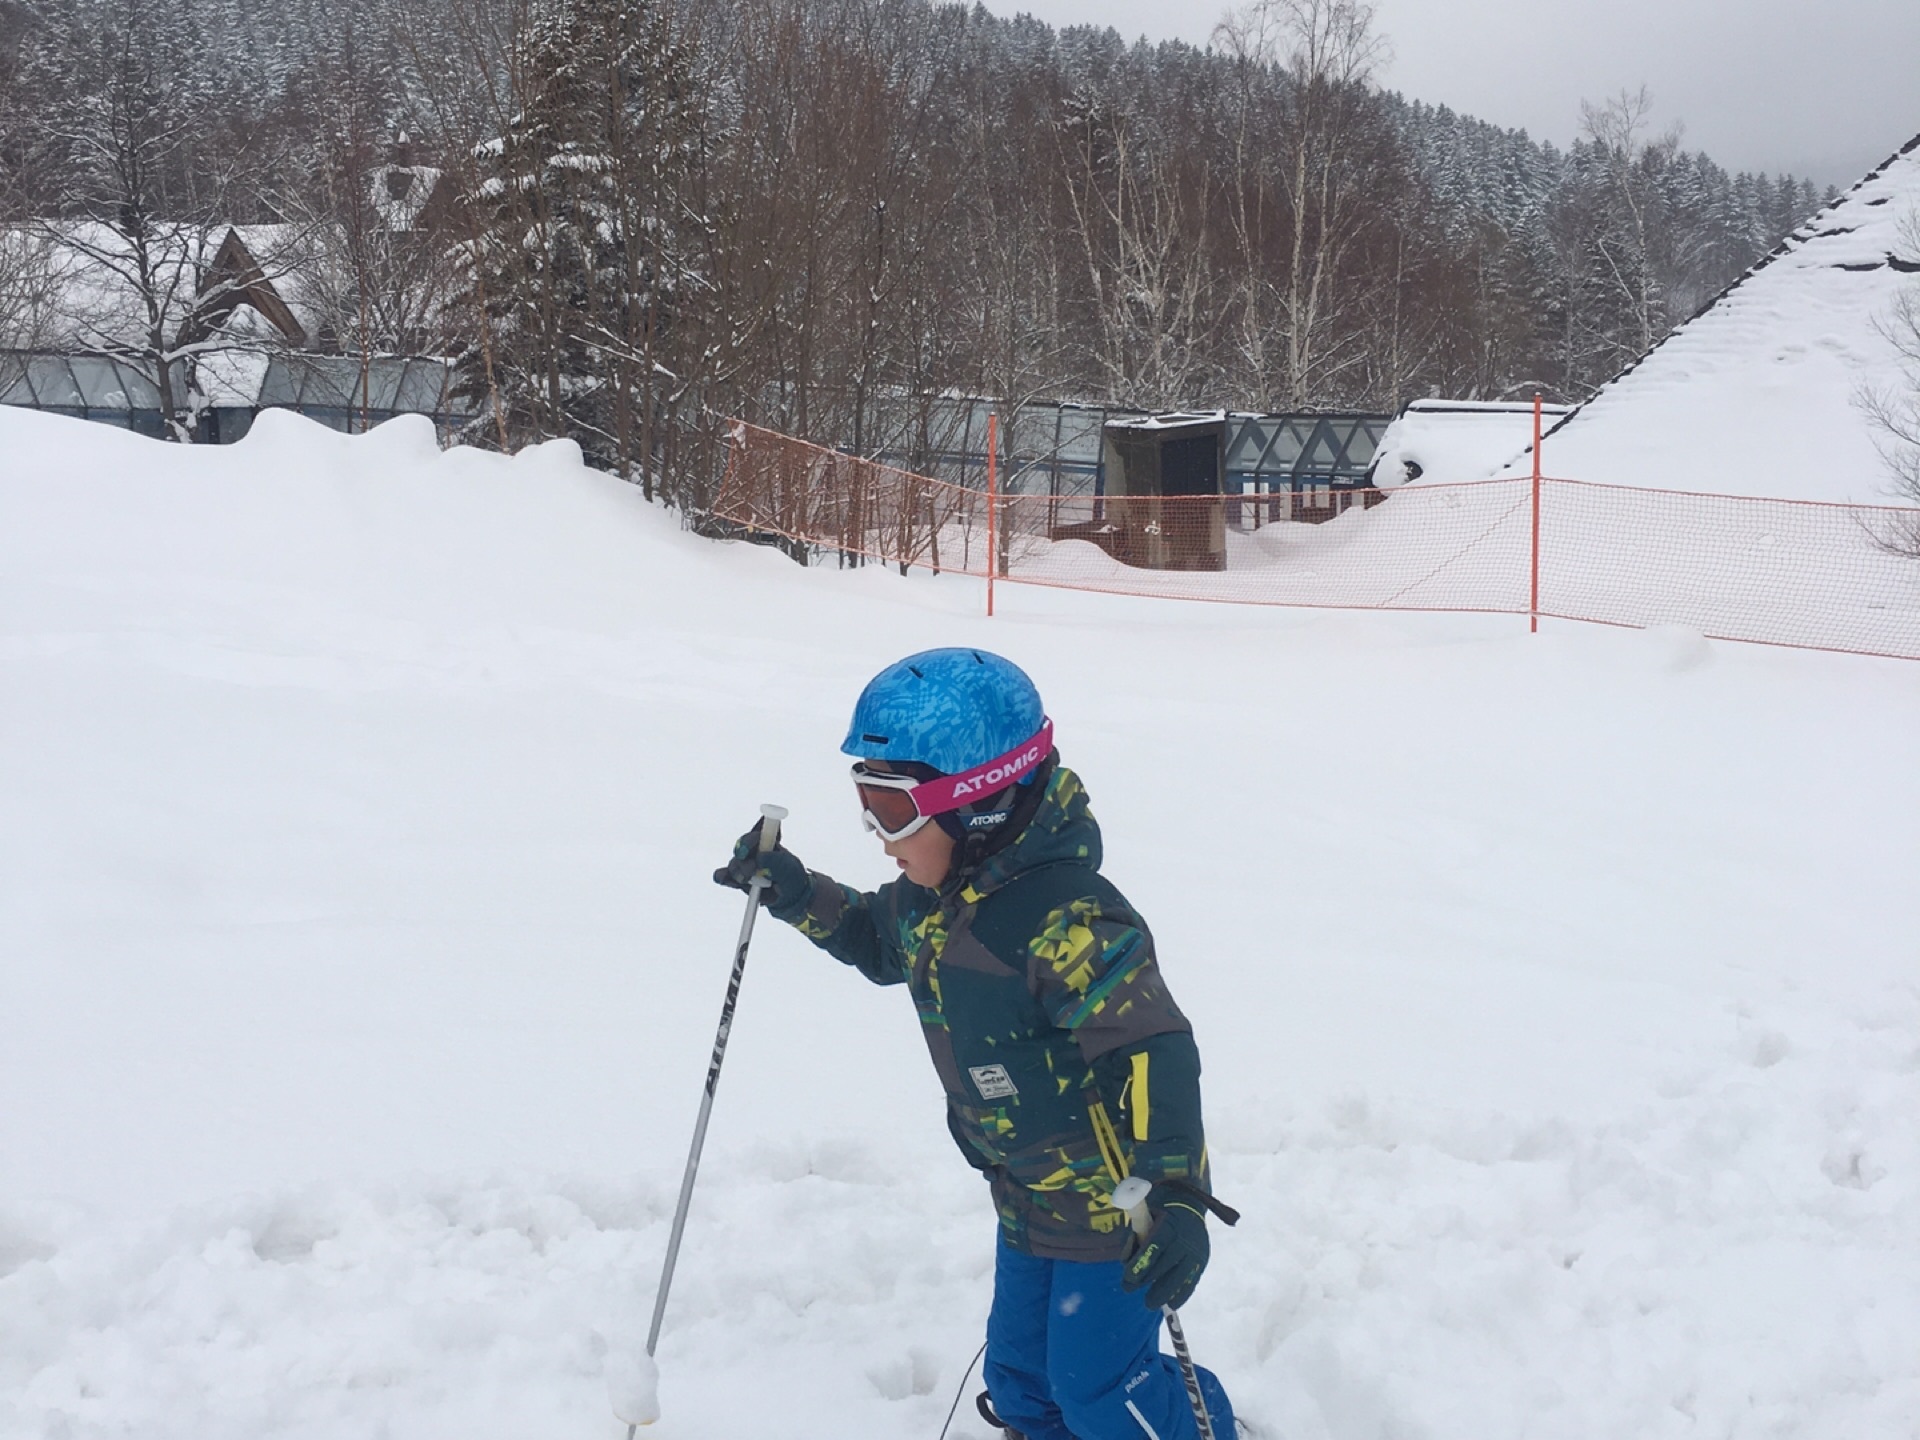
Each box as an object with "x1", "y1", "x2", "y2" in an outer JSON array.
[
  {"x1": 1119, "y1": 1184, "x2": 1210, "y2": 1310},
  {"x1": 712, "y1": 820, "x2": 811, "y2": 914}
]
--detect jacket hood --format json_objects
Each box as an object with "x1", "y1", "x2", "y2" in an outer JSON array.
[{"x1": 945, "y1": 764, "x2": 1101, "y2": 902}]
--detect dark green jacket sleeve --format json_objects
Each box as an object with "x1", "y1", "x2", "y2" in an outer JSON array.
[
  {"x1": 770, "y1": 868, "x2": 913, "y2": 986},
  {"x1": 1026, "y1": 889, "x2": 1209, "y2": 1190},
  {"x1": 1092, "y1": 1031, "x2": 1209, "y2": 1190}
]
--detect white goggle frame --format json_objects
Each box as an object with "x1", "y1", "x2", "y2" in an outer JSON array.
[{"x1": 851, "y1": 763, "x2": 935, "y2": 842}]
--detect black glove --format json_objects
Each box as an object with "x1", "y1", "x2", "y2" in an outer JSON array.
[
  {"x1": 1120, "y1": 1184, "x2": 1211, "y2": 1310},
  {"x1": 712, "y1": 819, "x2": 811, "y2": 915}
]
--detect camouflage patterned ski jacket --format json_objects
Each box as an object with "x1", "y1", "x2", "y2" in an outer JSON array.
[{"x1": 770, "y1": 765, "x2": 1208, "y2": 1261}]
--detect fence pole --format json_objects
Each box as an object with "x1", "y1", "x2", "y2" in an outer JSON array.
[
  {"x1": 987, "y1": 411, "x2": 998, "y2": 618},
  {"x1": 1530, "y1": 391, "x2": 1543, "y2": 635}
]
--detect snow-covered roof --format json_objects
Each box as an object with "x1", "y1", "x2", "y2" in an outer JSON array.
[
  {"x1": 196, "y1": 348, "x2": 273, "y2": 407},
  {"x1": 1496, "y1": 133, "x2": 1920, "y2": 504},
  {"x1": 1106, "y1": 410, "x2": 1228, "y2": 431},
  {"x1": 368, "y1": 166, "x2": 445, "y2": 232},
  {"x1": 16, "y1": 221, "x2": 319, "y2": 354},
  {"x1": 1371, "y1": 399, "x2": 1575, "y2": 488}
]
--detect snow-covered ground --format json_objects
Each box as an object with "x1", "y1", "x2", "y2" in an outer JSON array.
[
  {"x1": 5, "y1": 407, "x2": 1920, "y2": 1440},
  {"x1": 1497, "y1": 134, "x2": 1920, "y2": 504}
]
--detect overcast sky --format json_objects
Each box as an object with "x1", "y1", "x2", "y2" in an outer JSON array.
[{"x1": 981, "y1": 0, "x2": 1920, "y2": 187}]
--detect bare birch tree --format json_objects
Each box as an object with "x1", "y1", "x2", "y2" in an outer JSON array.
[
  {"x1": 1857, "y1": 209, "x2": 1920, "y2": 553},
  {"x1": 1579, "y1": 86, "x2": 1682, "y2": 361},
  {"x1": 1213, "y1": 0, "x2": 1391, "y2": 406},
  {"x1": 1056, "y1": 72, "x2": 1215, "y2": 407},
  {"x1": 0, "y1": 186, "x2": 68, "y2": 370}
]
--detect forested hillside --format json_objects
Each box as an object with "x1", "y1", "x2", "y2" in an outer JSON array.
[{"x1": 0, "y1": 0, "x2": 1831, "y2": 501}]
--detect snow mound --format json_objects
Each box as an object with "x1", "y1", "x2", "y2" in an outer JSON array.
[{"x1": 5, "y1": 407, "x2": 1920, "y2": 1439}]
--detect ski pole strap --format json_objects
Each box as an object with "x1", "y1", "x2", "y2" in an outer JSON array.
[
  {"x1": 1082, "y1": 1079, "x2": 1240, "y2": 1226},
  {"x1": 1158, "y1": 1177, "x2": 1241, "y2": 1227},
  {"x1": 1086, "y1": 1093, "x2": 1130, "y2": 1185}
]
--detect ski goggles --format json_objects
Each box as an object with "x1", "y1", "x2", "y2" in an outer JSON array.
[{"x1": 851, "y1": 718, "x2": 1054, "y2": 842}]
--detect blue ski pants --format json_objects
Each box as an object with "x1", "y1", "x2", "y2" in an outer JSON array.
[{"x1": 983, "y1": 1233, "x2": 1234, "y2": 1440}]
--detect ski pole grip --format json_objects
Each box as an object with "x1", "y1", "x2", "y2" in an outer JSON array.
[
  {"x1": 757, "y1": 804, "x2": 788, "y2": 853},
  {"x1": 1111, "y1": 1175, "x2": 1153, "y2": 1239}
]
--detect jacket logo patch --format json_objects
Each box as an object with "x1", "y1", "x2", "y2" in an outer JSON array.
[{"x1": 969, "y1": 1063, "x2": 1019, "y2": 1100}]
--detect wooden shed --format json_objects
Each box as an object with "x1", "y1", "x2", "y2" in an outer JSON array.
[{"x1": 1087, "y1": 411, "x2": 1227, "y2": 571}]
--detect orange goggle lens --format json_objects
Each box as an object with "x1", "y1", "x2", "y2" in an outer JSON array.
[{"x1": 855, "y1": 781, "x2": 924, "y2": 836}]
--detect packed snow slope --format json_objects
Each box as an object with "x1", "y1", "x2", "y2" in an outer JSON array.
[
  {"x1": 1499, "y1": 133, "x2": 1920, "y2": 504},
  {"x1": 5, "y1": 408, "x2": 1920, "y2": 1440}
]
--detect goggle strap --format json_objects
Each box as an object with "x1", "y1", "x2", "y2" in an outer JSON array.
[{"x1": 907, "y1": 717, "x2": 1054, "y2": 819}]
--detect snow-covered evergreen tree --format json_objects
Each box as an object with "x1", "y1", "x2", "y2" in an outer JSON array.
[{"x1": 456, "y1": 0, "x2": 707, "y2": 480}]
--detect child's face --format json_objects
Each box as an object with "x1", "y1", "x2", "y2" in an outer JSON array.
[{"x1": 882, "y1": 821, "x2": 956, "y2": 888}]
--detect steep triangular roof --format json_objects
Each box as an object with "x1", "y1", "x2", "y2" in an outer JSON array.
[
  {"x1": 1498, "y1": 133, "x2": 1920, "y2": 504},
  {"x1": 20, "y1": 221, "x2": 316, "y2": 355}
]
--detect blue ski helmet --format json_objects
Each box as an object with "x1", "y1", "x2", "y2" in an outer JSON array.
[{"x1": 842, "y1": 649, "x2": 1046, "y2": 777}]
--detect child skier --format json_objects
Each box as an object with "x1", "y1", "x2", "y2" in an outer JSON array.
[{"x1": 715, "y1": 647, "x2": 1234, "y2": 1440}]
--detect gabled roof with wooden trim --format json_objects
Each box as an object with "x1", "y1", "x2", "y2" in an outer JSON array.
[{"x1": 16, "y1": 220, "x2": 317, "y2": 355}]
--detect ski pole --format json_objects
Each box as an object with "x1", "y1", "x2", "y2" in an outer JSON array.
[
  {"x1": 1111, "y1": 1175, "x2": 1217, "y2": 1440},
  {"x1": 611, "y1": 803, "x2": 787, "y2": 1435}
]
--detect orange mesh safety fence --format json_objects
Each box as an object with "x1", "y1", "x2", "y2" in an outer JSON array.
[
  {"x1": 1532, "y1": 478, "x2": 1920, "y2": 659},
  {"x1": 714, "y1": 420, "x2": 1920, "y2": 661}
]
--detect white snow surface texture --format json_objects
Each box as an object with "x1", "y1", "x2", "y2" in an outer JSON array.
[
  {"x1": 5, "y1": 406, "x2": 1920, "y2": 1440},
  {"x1": 1498, "y1": 134, "x2": 1920, "y2": 503}
]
